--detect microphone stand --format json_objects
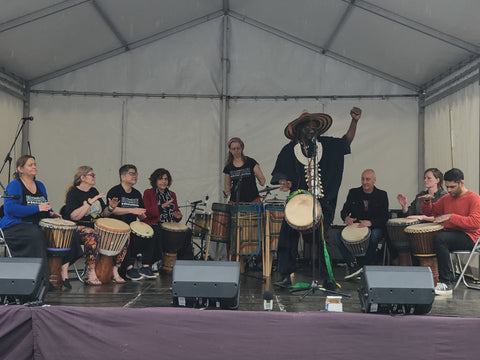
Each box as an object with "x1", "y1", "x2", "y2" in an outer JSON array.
[
  {"x1": 185, "y1": 202, "x2": 208, "y2": 260},
  {"x1": 0, "y1": 117, "x2": 30, "y2": 182},
  {"x1": 296, "y1": 138, "x2": 345, "y2": 300}
]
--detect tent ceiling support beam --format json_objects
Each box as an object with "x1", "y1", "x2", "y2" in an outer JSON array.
[
  {"x1": 0, "y1": 84, "x2": 24, "y2": 100},
  {"x1": 228, "y1": 11, "x2": 419, "y2": 92},
  {"x1": 29, "y1": 89, "x2": 221, "y2": 99},
  {"x1": 29, "y1": 10, "x2": 224, "y2": 86},
  {"x1": 229, "y1": 94, "x2": 416, "y2": 100},
  {"x1": 0, "y1": 0, "x2": 88, "y2": 33},
  {"x1": 421, "y1": 55, "x2": 479, "y2": 91},
  {"x1": 425, "y1": 63, "x2": 479, "y2": 99},
  {"x1": 0, "y1": 67, "x2": 26, "y2": 87},
  {"x1": 347, "y1": 0, "x2": 480, "y2": 54},
  {"x1": 421, "y1": 73, "x2": 479, "y2": 108},
  {"x1": 90, "y1": 0, "x2": 129, "y2": 50},
  {"x1": 322, "y1": 0, "x2": 356, "y2": 54}
]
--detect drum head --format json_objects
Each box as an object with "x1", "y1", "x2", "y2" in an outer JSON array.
[
  {"x1": 387, "y1": 218, "x2": 420, "y2": 226},
  {"x1": 404, "y1": 222, "x2": 444, "y2": 234},
  {"x1": 284, "y1": 193, "x2": 321, "y2": 228},
  {"x1": 130, "y1": 221, "x2": 154, "y2": 238},
  {"x1": 341, "y1": 223, "x2": 370, "y2": 243},
  {"x1": 39, "y1": 218, "x2": 76, "y2": 227},
  {"x1": 161, "y1": 222, "x2": 189, "y2": 232},
  {"x1": 95, "y1": 217, "x2": 131, "y2": 232},
  {"x1": 212, "y1": 202, "x2": 231, "y2": 213}
]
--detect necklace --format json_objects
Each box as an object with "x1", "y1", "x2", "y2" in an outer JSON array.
[{"x1": 294, "y1": 141, "x2": 324, "y2": 198}]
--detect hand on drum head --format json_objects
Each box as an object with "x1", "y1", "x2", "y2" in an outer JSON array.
[
  {"x1": 345, "y1": 216, "x2": 356, "y2": 226},
  {"x1": 358, "y1": 220, "x2": 372, "y2": 228},
  {"x1": 50, "y1": 212, "x2": 62, "y2": 218},
  {"x1": 279, "y1": 179, "x2": 292, "y2": 192},
  {"x1": 173, "y1": 210, "x2": 183, "y2": 220},
  {"x1": 407, "y1": 214, "x2": 434, "y2": 222},
  {"x1": 434, "y1": 214, "x2": 451, "y2": 223}
]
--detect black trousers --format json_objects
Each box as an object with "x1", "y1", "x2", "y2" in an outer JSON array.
[
  {"x1": 434, "y1": 230, "x2": 473, "y2": 284},
  {"x1": 277, "y1": 220, "x2": 330, "y2": 279}
]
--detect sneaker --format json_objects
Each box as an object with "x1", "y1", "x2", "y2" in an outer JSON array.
[
  {"x1": 435, "y1": 282, "x2": 453, "y2": 296},
  {"x1": 126, "y1": 268, "x2": 144, "y2": 281},
  {"x1": 344, "y1": 263, "x2": 363, "y2": 280},
  {"x1": 322, "y1": 279, "x2": 338, "y2": 291},
  {"x1": 274, "y1": 276, "x2": 291, "y2": 287},
  {"x1": 138, "y1": 266, "x2": 157, "y2": 279}
]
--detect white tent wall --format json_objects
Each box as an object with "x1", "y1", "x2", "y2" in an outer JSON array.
[
  {"x1": 228, "y1": 18, "x2": 413, "y2": 96},
  {"x1": 425, "y1": 83, "x2": 480, "y2": 193},
  {"x1": 0, "y1": 91, "x2": 24, "y2": 199},
  {"x1": 228, "y1": 98, "x2": 418, "y2": 224}
]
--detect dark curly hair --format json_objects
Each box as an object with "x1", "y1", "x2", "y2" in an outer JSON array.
[{"x1": 149, "y1": 168, "x2": 172, "y2": 188}]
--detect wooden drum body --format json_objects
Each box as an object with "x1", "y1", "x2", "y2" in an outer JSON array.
[
  {"x1": 263, "y1": 201, "x2": 285, "y2": 278},
  {"x1": 284, "y1": 191, "x2": 321, "y2": 233},
  {"x1": 210, "y1": 203, "x2": 231, "y2": 243},
  {"x1": 404, "y1": 223, "x2": 444, "y2": 285},
  {"x1": 160, "y1": 222, "x2": 189, "y2": 273},
  {"x1": 341, "y1": 223, "x2": 370, "y2": 257},
  {"x1": 386, "y1": 218, "x2": 419, "y2": 266},
  {"x1": 39, "y1": 218, "x2": 76, "y2": 290},
  {"x1": 94, "y1": 218, "x2": 131, "y2": 284},
  {"x1": 230, "y1": 203, "x2": 263, "y2": 256}
]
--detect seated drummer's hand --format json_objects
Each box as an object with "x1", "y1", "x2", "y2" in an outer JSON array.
[
  {"x1": 358, "y1": 220, "x2": 372, "y2": 228},
  {"x1": 173, "y1": 210, "x2": 182, "y2": 220},
  {"x1": 397, "y1": 194, "x2": 407, "y2": 206},
  {"x1": 345, "y1": 216, "x2": 356, "y2": 226},
  {"x1": 50, "y1": 212, "x2": 62, "y2": 218},
  {"x1": 418, "y1": 194, "x2": 434, "y2": 201},
  {"x1": 279, "y1": 179, "x2": 292, "y2": 192}
]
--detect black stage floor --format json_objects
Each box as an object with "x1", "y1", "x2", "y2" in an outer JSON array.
[{"x1": 44, "y1": 259, "x2": 480, "y2": 318}]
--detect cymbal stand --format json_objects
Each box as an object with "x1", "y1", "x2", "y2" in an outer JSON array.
[{"x1": 185, "y1": 203, "x2": 208, "y2": 260}]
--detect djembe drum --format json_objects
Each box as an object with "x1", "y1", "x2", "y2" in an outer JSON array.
[
  {"x1": 404, "y1": 222, "x2": 444, "y2": 285},
  {"x1": 39, "y1": 218, "x2": 76, "y2": 290},
  {"x1": 284, "y1": 190, "x2": 322, "y2": 233},
  {"x1": 94, "y1": 218, "x2": 131, "y2": 284},
  {"x1": 160, "y1": 222, "x2": 189, "y2": 273},
  {"x1": 129, "y1": 221, "x2": 154, "y2": 257},
  {"x1": 192, "y1": 212, "x2": 211, "y2": 238},
  {"x1": 386, "y1": 218, "x2": 420, "y2": 266},
  {"x1": 341, "y1": 223, "x2": 371, "y2": 257},
  {"x1": 205, "y1": 203, "x2": 231, "y2": 260}
]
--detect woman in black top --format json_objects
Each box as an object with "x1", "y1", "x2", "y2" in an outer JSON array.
[{"x1": 223, "y1": 137, "x2": 266, "y2": 203}]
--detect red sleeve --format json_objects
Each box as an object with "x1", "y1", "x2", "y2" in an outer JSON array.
[
  {"x1": 448, "y1": 193, "x2": 480, "y2": 231},
  {"x1": 142, "y1": 188, "x2": 159, "y2": 226}
]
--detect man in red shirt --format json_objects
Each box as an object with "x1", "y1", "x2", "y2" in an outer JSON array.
[{"x1": 421, "y1": 168, "x2": 480, "y2": 295}]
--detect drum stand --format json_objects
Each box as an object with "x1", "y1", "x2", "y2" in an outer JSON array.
[{"x1": 185, "y1": 203, "x2": 207, "y2": 260}]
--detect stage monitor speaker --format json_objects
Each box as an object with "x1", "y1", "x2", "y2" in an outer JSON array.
[
  {"x1": 358, "y1": 266, "x2": 435, "y2": 315},
  {"x1": 0, "y1": 257, "x2": 48, "y2": 305},
  {"x1": 172, "y1": 260, "x2": 240, "y2": 309}
]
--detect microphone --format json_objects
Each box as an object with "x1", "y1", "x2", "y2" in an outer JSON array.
[
  {"x1": 190, "y1": 200, "x2": 203, "y2": 205},
  {"x1": 263, "y1": 291, "x2": 274, "y2": 311},
  {"x1": 22, "y1": 116, "x2": 34, "y2": 121},
  {"x1": 204, "y1": 195, "x2": 209, "y2": 208}
]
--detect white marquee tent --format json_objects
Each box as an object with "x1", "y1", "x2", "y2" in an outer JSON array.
[{"x1": 0, "y1": 0, "x2": 479, "y2": 224}]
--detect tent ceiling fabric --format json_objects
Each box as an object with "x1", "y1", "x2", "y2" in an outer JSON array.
[{"x1": 0, "y1": 0, "x2": 479, "y2": 91}]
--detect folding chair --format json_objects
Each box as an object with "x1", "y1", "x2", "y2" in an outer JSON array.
[
  {"x1": 0, "y1": 228, "x2": 13, "y2": 258},
  {"x1": 451, "y1": 236, "x2": 480, "y2": 291}
]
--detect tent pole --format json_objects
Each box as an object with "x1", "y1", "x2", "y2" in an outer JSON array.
[{"x1": 219, "y1": 14, "x2": 230, "y2": 200}]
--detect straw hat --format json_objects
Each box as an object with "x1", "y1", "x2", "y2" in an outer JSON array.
[{"x1": 284, "y1": 111, "x2": 332, "y2": 140}]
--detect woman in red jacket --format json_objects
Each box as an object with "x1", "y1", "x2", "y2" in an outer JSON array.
[{"x1": 143, "y1": 168, "x2": 193, "y2": 271}]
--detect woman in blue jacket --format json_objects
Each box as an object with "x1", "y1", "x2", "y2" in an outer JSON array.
[{"x1": 0, "y1": 155, "x2": 60, "y2": 260}]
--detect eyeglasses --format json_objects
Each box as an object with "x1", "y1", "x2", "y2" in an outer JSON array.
[
  {"x1": 86, "y1": 173, "x2": 96, "y2": 178},
  {"x1": 127, "y1": 172, "x2": 138, "y2": 176}
]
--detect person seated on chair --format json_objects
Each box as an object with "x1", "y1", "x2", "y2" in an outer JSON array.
[
  {"x1": 335, "y1": 169, "x2": 389, "y2": 280},
  {"x1": 143, "y1": 168, "x2": 194, "y2": 271},
  {"x1": 271, "y1": 108, "x2": 361, "y2": 289},
  {"x1": 62, "y1": 166, "x2": 125, "y2": 285},
  {"x1": 397, "y1": 167, "x2": 447, "y2": 219},
  {"x1": 420, "y1": 168, "x2": 480, "y2": 296},
  {"x1": 0, "y1": 155, "x2": 61, "y2": 278},
  {"x1": 106, "y1": 164, "x2": 154, "y2": 281}
]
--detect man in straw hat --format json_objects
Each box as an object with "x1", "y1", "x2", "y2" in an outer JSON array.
[{"x1": 271, "y1": 107, "x2": 361, "y2": 288}]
